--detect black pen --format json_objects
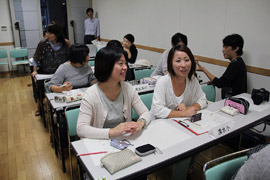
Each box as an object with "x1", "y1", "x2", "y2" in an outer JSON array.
[{"x1": 178, "y1": 120, "x2": 189, "y2": 127}]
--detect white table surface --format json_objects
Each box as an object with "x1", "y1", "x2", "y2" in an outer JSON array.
[
  {"x1": 35, "y1": 74, "x2": 53, "y2": 81},
  {"x1": 71, "y1": 93, "x2": 270, "y2": 180},
  {"x1": 46, "y1": 88, "x2": 88, "y2": 110},
  {"x1": 46, "y1": 83, "x2": 155, "y2": 110}
]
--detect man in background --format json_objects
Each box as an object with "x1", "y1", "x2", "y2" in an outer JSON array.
[{"x1": 84, "y1": 8, "x2": 100, "y2": 44}]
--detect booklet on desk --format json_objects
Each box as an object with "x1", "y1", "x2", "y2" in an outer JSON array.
[{"x1": 173, "y1": 109, "x2": 233, "y2": 135}]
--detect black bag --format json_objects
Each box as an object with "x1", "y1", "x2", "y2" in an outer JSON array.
[{"x1": 251, "y1": 88, "x2": 270, "y2": 105}]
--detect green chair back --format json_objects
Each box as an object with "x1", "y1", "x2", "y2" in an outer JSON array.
[
  {"x1": 65, "y1": 106, "x2": 80, "y2": 179},
  {"x1": 205, "y1": 156, "x2": 247, "y2": 180},
  {"x1": 10, "y1": 48, "x2": 29, "y2": 69},
  {"x1": 201, "y1": 85, "x2": 216, "y2": 102},
  {"x1": 65, "y1": 107, "x2": 80, "y2": 137},
  {"x1": 134, "y1": 68, "x2": 155, "y2": 80},
  {"x1": 88, "y1": 60, "x2": 95, "y2": 67},
  {"x1": 132, "y1": 92, "x2": 153, "y2": 119},
  {"x1": 9, "y1": 48, "x2": 28, "y2": 58},
  {"x1": 44, "y1": 79, "x2": 51, "y2": 93},
  {"x1": 0, "y1": 49, "x2": 8, "y2": 58},
  {"x1": 0, "y1": 49, "x2": 9, "y2": 68}
]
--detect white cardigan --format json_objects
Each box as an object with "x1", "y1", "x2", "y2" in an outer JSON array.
[
  {"x1": 77, "y1": 81, "x2": 151, "y2": 139},
  {"x1": 151, "y1": 74, "x2": 207, "y2": 119}
]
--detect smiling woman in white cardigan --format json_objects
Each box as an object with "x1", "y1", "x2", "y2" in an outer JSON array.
[{"x1": 77, "y1": 46, "x2": 151, "y2": 139}]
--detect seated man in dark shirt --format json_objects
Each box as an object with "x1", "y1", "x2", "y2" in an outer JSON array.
[{"x1": 196, "y1": 34, "x2": 247, "y2": 98}]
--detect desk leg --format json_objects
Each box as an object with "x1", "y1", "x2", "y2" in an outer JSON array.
[
  {"x1": 50, "y1": 106, "x2": 58, "y2": 157},
  {"x1": 78, "y1": 159, "x2": 84, "y2": 180},
  {"x1": 37, "y1": 80, "x2": 46, "y2": 128},
  {"x1": 31, "y1": 74, "x2": 37, "y2": 103},
  {"x1": 57, "y1": 110, "x2": 67, "y2": 173}
]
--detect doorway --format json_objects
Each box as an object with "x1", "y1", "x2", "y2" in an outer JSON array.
[{"x1": 40, "y1": 0, "x2": 69, "y2": 38}]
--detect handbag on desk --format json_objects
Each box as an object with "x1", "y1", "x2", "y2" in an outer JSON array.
[
  {"x1": 224, "y1": 97, "x2": 250, "y2": 114},
  {"x1": 100, "y1": 148, "x2": 142, "y2": 174}
]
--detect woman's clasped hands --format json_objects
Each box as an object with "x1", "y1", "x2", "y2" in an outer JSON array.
[
  {"x1": 176, "y1": 103, "x2": 198, "y2": 117},
  {"x1": 109, "y1": 121, "x2": 145, "y2": 137}
]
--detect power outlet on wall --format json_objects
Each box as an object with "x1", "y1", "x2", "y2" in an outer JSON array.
[{"x1": 1, "y1": 26, "x2": 7, "y2": 31}]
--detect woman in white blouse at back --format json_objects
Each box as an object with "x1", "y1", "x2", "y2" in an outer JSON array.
[{"x1": 151, "y1": 45, "x2": 207, "y2": 119}]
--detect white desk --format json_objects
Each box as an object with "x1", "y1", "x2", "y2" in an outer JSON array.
[
  {"x1": 132, "y1": 83, "x2": 155, "y2": 94},
  {"x1": 71, "y1": 93, "x2": 270, "y2": 180},
  {"x1": 46, "y1": 88, "x2": 88, "y2": 111},
  {"x1": 46, "y1": 88, "x2": 88, "y2": 173},
  {"x1": 45, "y1": 85, "x2": 153, "y2": 173},
  {"x1": 35, "y1": 74, "x2": 53, "y2": 81}
]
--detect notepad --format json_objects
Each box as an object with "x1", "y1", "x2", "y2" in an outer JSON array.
[
  {"x1": 82, "y1": 139, "x2": 119, "y2": 166},
  {"x1": 119, "y1": 120, "x2": 192, "y2": 151},
  {"x1": 173, "y1": 109, "x2": 234, "y2": 135}
]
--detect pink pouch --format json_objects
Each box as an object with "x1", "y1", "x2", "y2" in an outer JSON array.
[{"x1": 224, "y1": 97, "x2": 250, "y2": 115}]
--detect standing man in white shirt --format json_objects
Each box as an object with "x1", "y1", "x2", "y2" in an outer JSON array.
[{"x1": 84, "y1": 8, "x2": 100, "y2": 44}]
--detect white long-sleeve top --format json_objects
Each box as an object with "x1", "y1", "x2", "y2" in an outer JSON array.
[
  {"x1": 151, "y1": 74, "x2": 207, "y2": 119},
  {"x1": 151, "y1": 49, "x2": 170, "y2": 76},
  {"x1": 77, "y1": 81, "x2": 151, "y2": 139}
]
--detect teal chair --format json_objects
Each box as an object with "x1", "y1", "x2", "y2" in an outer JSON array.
[
  {"x1": 201, "y1": 85, "x2": 216, "y2": 102},
  {"x1": 132, "y1": 92, "x2": 153, "y2": 120},
  {"x1": 0, "y1": 49, "x2": 10, "y2": 72},
  {"x1": 134, "y1": 68, "x2": 155, "y2": 80},
  {"x1": 88, "y1": 60, "x2": 95, "y2": 67},
  {"x1": 65, "y1": 105, "x2": 80, "y2": 179},
  {"x1": 9, "y1": 48, "x2": 29, "y2": 77},
  {"x1": 203, "y1": 149, "x2": 249, "y2": 180}
]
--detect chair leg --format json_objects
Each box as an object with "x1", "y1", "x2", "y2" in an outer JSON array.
[
  {"x1": 238, "y1": 133, "x2": 243, "y2": 150},
  {"x1": 11, "y1": 64, "x2": 14, "y2": 78},
  {"x1": 69, "y1": 143, "x2": 73, "y2": 180}
]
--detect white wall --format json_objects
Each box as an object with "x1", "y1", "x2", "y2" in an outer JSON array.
[
  {"x1": 0, "y1": 0, "x2": 42, "y2": 72},
  {"x1": 21, "y1": 0, "x2": 42, "y2": 58},
  {"x1": 67, "y1": 0, "x2": 92, "y2": 44},
  {"x1": 0, "y1": 0, "x2": 14, "y2": 72},
  {"x1": 92, "y1": 0, "x2": 270, "y2": 100}
]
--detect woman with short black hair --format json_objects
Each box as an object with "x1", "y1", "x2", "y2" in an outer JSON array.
[
  {"x1": 123, "y1": 33, "x2": 138, "y2": 64},
  {"x1": 46, "y1": 44, "x2": 96, "y2": 92},
  {"x1": 77, "y1": 46, "x2": 151, "y2": 139}
]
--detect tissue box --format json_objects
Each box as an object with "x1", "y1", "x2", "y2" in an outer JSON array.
[
  {"x1": 64, "y1": 93, "x2": 83, "y2": 103},
  {"x1": 142, "y1": 77, "x2": 157, "y2": 86}
]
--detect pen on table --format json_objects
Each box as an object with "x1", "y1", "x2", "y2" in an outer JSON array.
[
  {"x1": 177, "y1": 120, "x2": 189, "y2": 128},
  {"x1": 77, "y1": 151, "x2": 108, "y2": 157}
]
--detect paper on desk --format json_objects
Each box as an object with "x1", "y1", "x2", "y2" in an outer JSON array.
[
  {"x1": 82, "y1": 139, "x2": 119, "y2": 166},
  {"x1": 119, "y1": 120, "x2": 192, "y2": 151},
  {"x1": 238, "y1": 96, "x2": 270, "y2": 112},
  {"x1": 62, "y1": 89, "x2": 84, "y2": 95},
  {"x1": 174, "y1": 109, "x2": 233, "y2": 134},
  {"x1": 35, "y1": 74, "x2": 53, "y2": 80}
]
